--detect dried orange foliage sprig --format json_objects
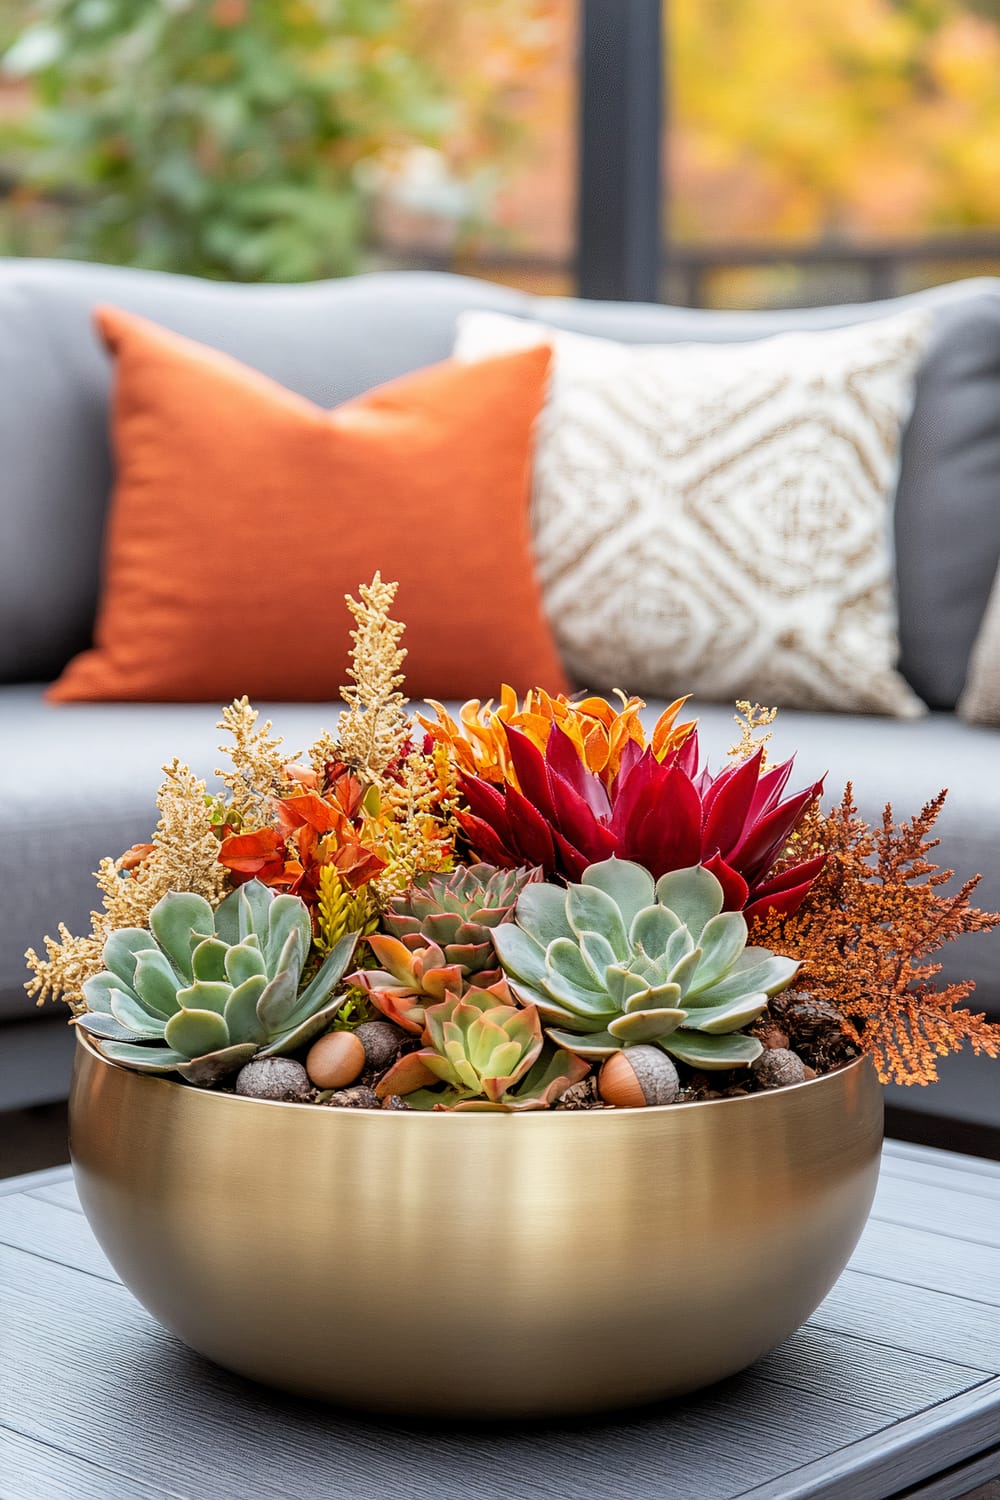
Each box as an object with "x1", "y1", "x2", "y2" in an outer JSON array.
[
  {"x1": 25, "y1": 760, "x2": 228, "y2": 1015},
  {"x1": 755, "y1": 786, "x2": 1000, "y2": 1086},
  {"x1": 420, "y1": 687, "x2": 695, "y2": 789}
]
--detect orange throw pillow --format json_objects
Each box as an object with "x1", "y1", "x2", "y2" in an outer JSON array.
[{"x1": 50, "y1": 307, "x2": 566, "y2": 703}]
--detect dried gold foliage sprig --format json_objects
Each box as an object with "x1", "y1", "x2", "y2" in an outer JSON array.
[
  {"x1": 24, "y1": 928, "x2": 104, "y2": 1017},
  {"x1": 755, "y1": 786, "x2": 1000, "y2": 1086},
  {"x1": 729, "y1": 701, "x2": 778, "y2": 766},
  {"x1": 25, "y1": 760, "x2": 227, "y2": 1016},
  {"x1": 338, "y1": 572, "x2": 410, "y2": 782},
  {"x1": 371, "y1": 745, "x2": 460, "y2": 900},
  {"x1": 213, "y1": 578, "x2": 457, "y2": 910},
  {"x1": 216, "y1": 697, "x2": 295, "y2": 830},
  {"x1": 308, "y1": 729, "x2": 342, "y2": 782}
]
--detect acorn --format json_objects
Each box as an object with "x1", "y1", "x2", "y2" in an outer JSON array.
[
  {"x1": 751, "y1": 1047, "x2": 808, "y2": 1090},
  {"x1": 235, "y1": 1057, "x2": 311, "y2": 1103},
  {"x1": 353, "y1": 1020, "x2": 406, "y2": 1073},
  {"x1": 306, "y1": 1030, "x2": 366, "y2": 1090},
  {"x1": 598, "y1": 1047, "x2": 679, "y2": 1108}
]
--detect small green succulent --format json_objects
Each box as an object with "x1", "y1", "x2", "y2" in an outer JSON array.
[
  {"x1": 493, "y1": 859, "x2": 799, "y2": 1068},
  {"x1": 383, "y1": 863, "x2": 541, "y2": 982},
  {"x1": 375, "y1": 990, "x2": 590, "y2": 1111},
  {"x1": 76, "y1": 880, "x2": 358, "y2": 1085}
]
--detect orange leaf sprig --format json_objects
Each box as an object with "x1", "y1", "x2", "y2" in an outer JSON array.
[
  {"x1": 754, "y1": 786, "x2": 1000, "y2": 1086},
  {"x1": 420, "y1": 687, "x2": 695, "y2": 791}
]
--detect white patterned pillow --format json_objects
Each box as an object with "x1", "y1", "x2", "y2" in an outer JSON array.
[
  {"x1": 455, "y1": 309, "x2": 930, "y2": 718},
  {"x1": 958, "y1": 561, "x2": 1000, "y2": 727}
]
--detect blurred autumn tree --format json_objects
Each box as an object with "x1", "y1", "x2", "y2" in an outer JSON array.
[
  {"x1": 0, "y1": 0, "x2": 556, "y2": 280},
  {"x1": 4, "y1": 0, "x2": 1000, "y2": 286},
  {"x1": 671, "y1": 0, "x2": 1000, "y2": 244}
]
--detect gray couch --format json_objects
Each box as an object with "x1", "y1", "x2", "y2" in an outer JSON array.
[{"x1": 2, "y1": 258, "x2": 998, "y2": 1143}]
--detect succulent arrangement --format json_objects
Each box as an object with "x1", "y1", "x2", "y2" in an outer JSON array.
[{"x1": 27, "y1": 574, "x2": 1000, "y2": 1110}]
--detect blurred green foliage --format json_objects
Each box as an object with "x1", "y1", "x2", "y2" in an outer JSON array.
[{"x1": 0, "y1": 0, "x2": 453, "y2": 280}]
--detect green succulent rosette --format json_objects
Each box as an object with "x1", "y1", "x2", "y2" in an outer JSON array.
[
  {"x1": 76, "y1": 879, "x2": 357, "y2": 1085},
  {"x1": 493, "y1": 858, "x2": 799, "y2": 1069}
]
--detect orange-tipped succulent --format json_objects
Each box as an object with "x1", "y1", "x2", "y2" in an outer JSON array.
[{"x1": 347, "y1": 935, "x2": 476, "y2": 1034}]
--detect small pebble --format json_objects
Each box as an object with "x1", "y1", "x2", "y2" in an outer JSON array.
[
  {"x1": 235, "y1": 1057, "x2": 311, "y2": 1103},
  {"x1": 328, "y1": 1085, "x2": 381, "y2": 1110},
  {"x1": 381, "y1": 1094, "x2": 410, "y2": 1111},
  {"x1": 751, "y1": 1047, "x2": 808, "y2": 1090},
  {"x1": 757, "y1": 1023, "x2": 790, "y2": 1051},
  {"x1": 306, "y1": 1030, "x2": 366, "y2": 1090},
  {"x1": 354, "y1": 1021, "x2": 406, "y2": 1072}
]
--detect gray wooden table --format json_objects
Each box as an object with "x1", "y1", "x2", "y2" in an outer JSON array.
[{"x1": 1, "y1": 1140, "x2": 998, "y2": 1500}]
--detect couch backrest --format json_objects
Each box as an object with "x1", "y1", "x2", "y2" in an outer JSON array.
[{"x1": 2, "y1": 258, "x2": 999, "y2": 708}]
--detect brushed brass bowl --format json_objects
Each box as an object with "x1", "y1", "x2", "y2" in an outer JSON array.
[{"x1": 70, "y1": 1034, "x2": 882, "y2": 1417}]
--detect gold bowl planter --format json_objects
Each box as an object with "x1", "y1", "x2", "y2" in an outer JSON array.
[{"x1": 70, "y1": 1034, "x2": 882, "y2": 1418}]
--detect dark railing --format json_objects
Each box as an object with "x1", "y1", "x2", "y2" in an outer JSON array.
[
  {"x1": 666, "y1": 234, "x2": 1000, "y2": 308},
  {"x1": 401, "y1": 233, "x2": 1000, "y2": 310}
]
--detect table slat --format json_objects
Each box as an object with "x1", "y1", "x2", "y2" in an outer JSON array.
[
  {"x1": 25, "y1": 1180, "x2": 83, "y2": 1214},
  {"x1": 750, "y1": 1325, "x2": 988, "y2": 1416},
  {"x1": 738, "y1": 1382, "x2": 1000, "y2": 1500},
  {"x1": 0, "y1": 1194, "x2": 118, "y2": 1283},
  {"x1": 871, "y1": 1175, "x2": 1000, "y2": 1248},
  {"x1": 880, "y1": 1158, "x2": 1000, "y2": 1203},
  {"x1": 813, "y1": 1270, "x2": 1000, "y2": 1373},
  {"x1": 848, "y1": 1219, "x2": 1000, "y2": 1306},
  {"x1": 882, "y1": 1142, "x2": 1000, "y2": 1181},
  {"x1": 0, "y1": 1427, "x2": 184, "y2": 1500}
]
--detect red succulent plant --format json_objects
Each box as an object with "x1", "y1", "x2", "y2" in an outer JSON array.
[{"x1": 456, "y1": 725, "x2": 825, "y2": 923}]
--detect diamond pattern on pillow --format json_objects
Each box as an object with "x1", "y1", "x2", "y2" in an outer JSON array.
[{"x1": 456, "y1": 309, "x2": 931, "y2": 719}]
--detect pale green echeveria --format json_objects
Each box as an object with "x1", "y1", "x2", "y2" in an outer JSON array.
[
  {"x1": 76, "y1": 880, "x2": 358, "y2": 1086},
  {"x1": 493, "y1": 858, "x2": 799, "y2": 1069}
]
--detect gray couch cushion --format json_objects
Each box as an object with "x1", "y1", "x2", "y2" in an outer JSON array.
[
  {"x1": 3, "y1": 261, "x2": 1000, "y2": 707},
  {"x1": 3, "y1": 684, "x2": 997, "y2": 1025}
]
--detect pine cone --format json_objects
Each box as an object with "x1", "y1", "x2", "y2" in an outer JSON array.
[
  {"x1": 327, "y1": 1085, "x2": 381, "y2": 1110},
  {"x1": 554, "y1": 1076, "x2": 600, "y2": 1110},
  {"x1": 772, "y1": 991, "x2": 858, "y2": 1071}
]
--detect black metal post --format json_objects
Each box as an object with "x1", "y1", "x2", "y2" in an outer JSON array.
[{"x1": 577, "y1": 0, "x2": 663, "y2": 302}]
